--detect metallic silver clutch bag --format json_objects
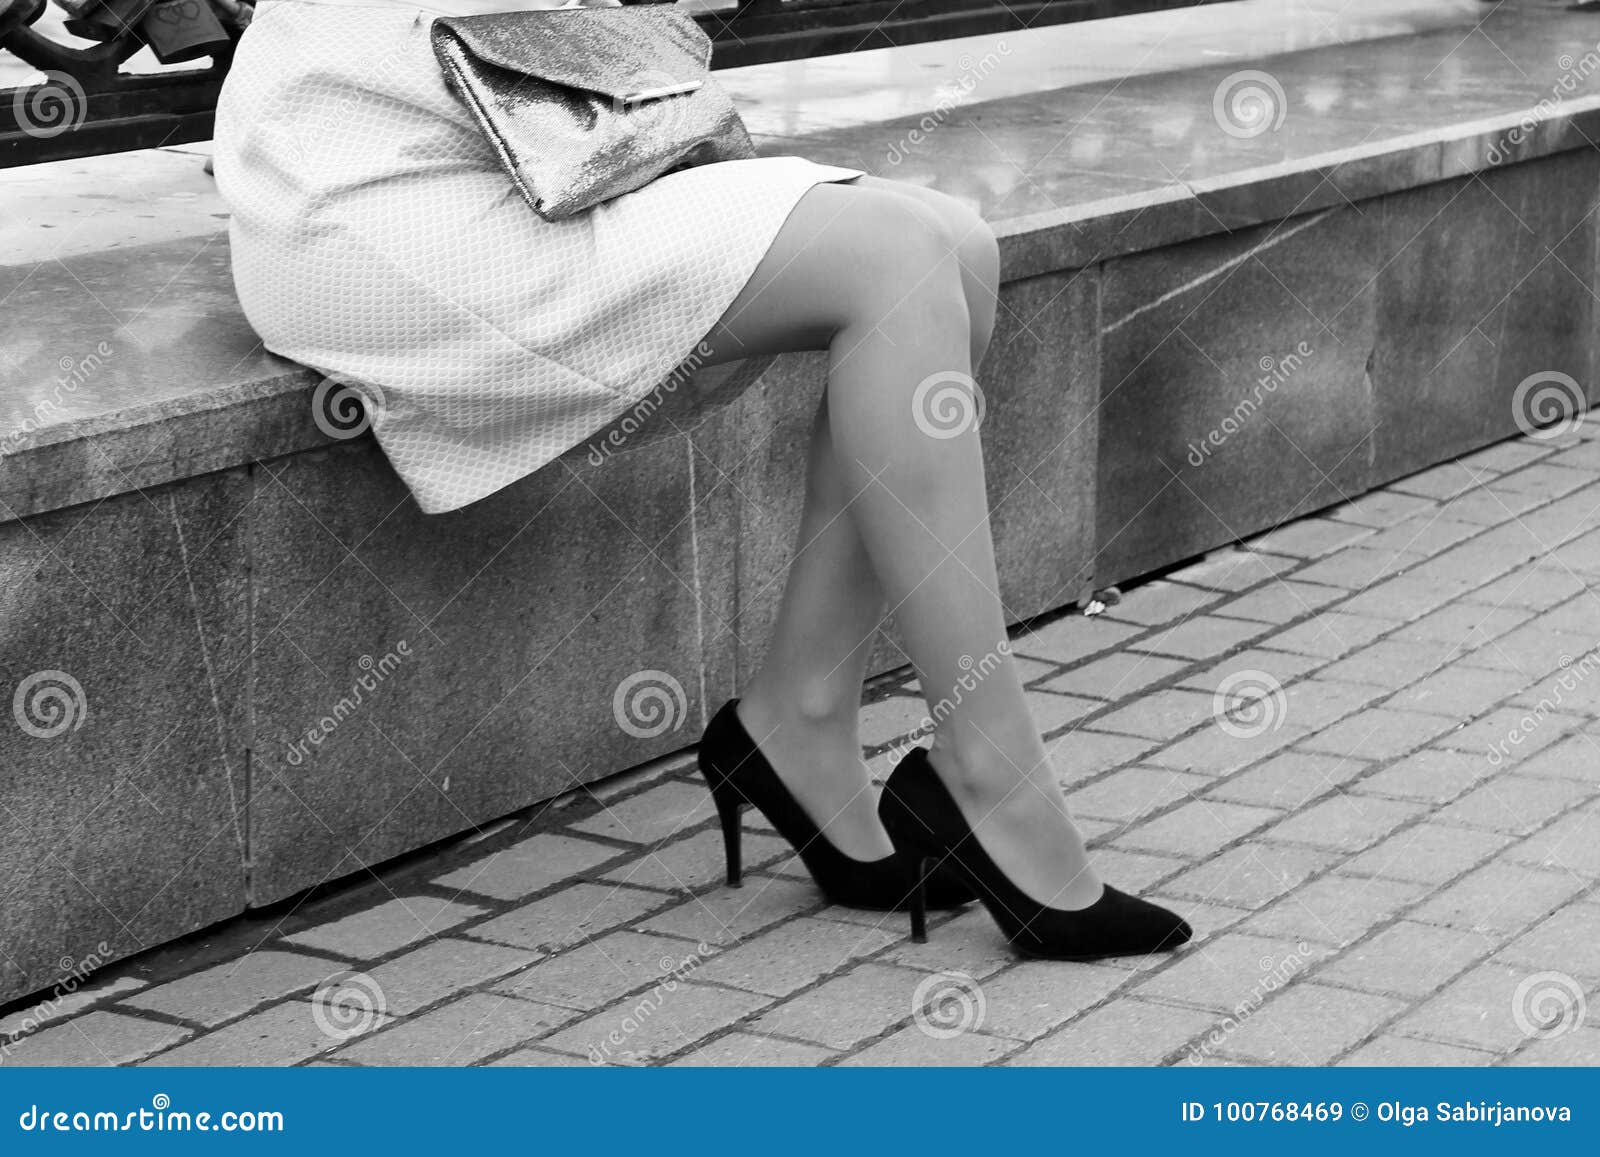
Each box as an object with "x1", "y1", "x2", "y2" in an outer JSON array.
[{"x1": 430, "y1": 7, "x2": 757, "y2": 221}]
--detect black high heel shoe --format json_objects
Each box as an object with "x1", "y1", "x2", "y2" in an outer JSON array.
[
  {"x1": 697, "y1": 700, "x2": 975, "y2": 912},
  {"x1": 879, "y1": 747, "x2": 1192, "y2": 960}
]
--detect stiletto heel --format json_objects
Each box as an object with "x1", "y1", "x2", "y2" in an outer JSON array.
[
  {"x1": 909, "y1": 856, "x2": 933, "y2": 944},
  {"x1": 696, "y1": 700, "x2": 976, "y2": 912},
  {"x1": 712, "y1": 789, "x2": 744, "y2": 887},
  {"x1": 879, "y1": 748, "x2": 1192, "y2": 961}
]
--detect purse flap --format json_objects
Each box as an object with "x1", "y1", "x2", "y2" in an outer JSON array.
[{"x1": 430, "y1": 8, "x2": 712, "y2": 103}]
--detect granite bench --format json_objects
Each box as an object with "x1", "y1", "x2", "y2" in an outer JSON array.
[{"x1": 3, "y1": 0, "x2": 1598, "y2": 1002}]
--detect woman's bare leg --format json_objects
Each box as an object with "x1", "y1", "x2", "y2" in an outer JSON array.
[
  {"x1": 697, "y1": 180, "x2": 1000, "y2": 862},
  {"x1": 729, "y1": 397, "x2": 895, "y2": 860},
  {"x1": 699, "y1": 181, "x2": 1099, "y2": 907},
  {"x1": 847, "y1": 176, "x2": 1000, "y2": 371}
]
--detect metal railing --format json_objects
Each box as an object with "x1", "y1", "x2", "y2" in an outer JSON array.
[
  {"x1": 695, "y1": 0, "x2": 1206, "y2": 66},
  {"x1": 1, "y1": 0, "x2": 1206, "y2": 167}
]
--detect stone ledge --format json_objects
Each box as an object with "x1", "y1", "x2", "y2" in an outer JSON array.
[{"x1": 5, "y1": 0, "x2": 1598, "y2": 522}]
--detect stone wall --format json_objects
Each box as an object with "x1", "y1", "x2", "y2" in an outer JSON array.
[{"x1": 3, "y1": 148, "x2": 1598, "y2": 1007}]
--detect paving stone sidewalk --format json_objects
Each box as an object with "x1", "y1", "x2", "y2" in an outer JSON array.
[{"x1": 5, "y1": 428, "x2": 1599, "y2": 1068}]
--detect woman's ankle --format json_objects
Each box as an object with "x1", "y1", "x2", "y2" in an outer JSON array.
[
  {"x1": 738, "y1": 677, "x2": 861, "y2": 745},
  {"x1": 926, "y1": 723, "x2": 1051, "y2": 798}
]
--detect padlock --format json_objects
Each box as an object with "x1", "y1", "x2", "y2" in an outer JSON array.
[
  {"x1": 137, "y1": 0, "x2": 231, "y2": 63},
  {"x1": 60, "y1": 0, "x2": 157, "y2": 43}
]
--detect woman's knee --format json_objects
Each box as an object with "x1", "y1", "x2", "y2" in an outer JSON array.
[
  {"x1": 925, "y1": 195, "x2": 1000, "y2": 357},
  {"x1": 931, "y1": 192, "x2": 999, "y2": 283},
  {"x1": 954, "y1": 209, "x2": 1000, "y2": 364},
  {"x1": 833, "y1": 194, "x2": 971, "y2": 342},
  {"x1": 854, "y1": 179, "x2": 998, "y2": 363},
  {"x1": 857, "y1": 180, "x2": 998, "y2": 283},
  {"x1": 697, "y1": 183, "x2": 973, "y2": 366}
]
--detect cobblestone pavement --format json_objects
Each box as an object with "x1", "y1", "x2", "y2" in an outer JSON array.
[{"x1": 5, "y1": 429, "x2": 1600, "y2": 1067}]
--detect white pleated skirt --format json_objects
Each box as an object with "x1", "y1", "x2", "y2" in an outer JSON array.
[{"x1": 213, "y1": 0, "x2": 862, "y2": 513}]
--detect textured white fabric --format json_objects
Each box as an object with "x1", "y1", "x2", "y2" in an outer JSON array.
[{"x1": 214, "y1": 0, "x2": 862, "y2": 513}]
